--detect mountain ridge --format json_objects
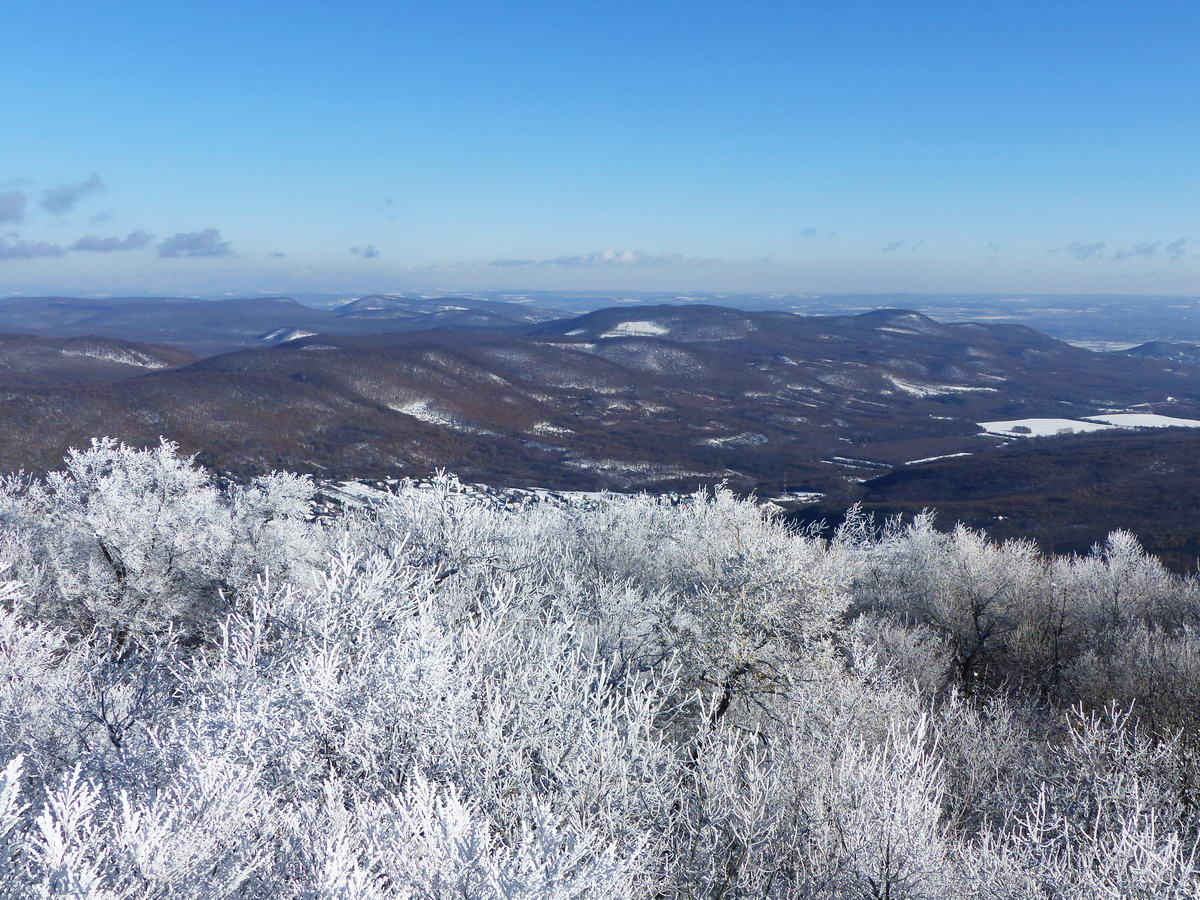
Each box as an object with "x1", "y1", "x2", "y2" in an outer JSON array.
[{"x1": 0, "y1": 304, "x2": 1193, "y2": 492}]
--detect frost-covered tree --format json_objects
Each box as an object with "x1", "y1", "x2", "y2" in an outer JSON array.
[
  {"x1": 0, "y1": 439, "x2": 1195, "y2": 896},
  {"x1": 0, "y1": 437, "x2": 316, "y2": 646}
]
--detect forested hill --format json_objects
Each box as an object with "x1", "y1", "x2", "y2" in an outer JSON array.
[
  {"x1": 0, "y1": 438, "x2": 1197, "y2": 895},
  {"x1": 0, "y1": 304, "x2": 1196, "y2": 494}
]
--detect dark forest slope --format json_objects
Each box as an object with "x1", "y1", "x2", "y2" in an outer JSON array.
[{"x1": 790, "y1": 429, "x2": 1200, "y2": 570}]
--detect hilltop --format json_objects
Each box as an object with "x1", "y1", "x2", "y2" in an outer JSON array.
[
  {"x1": 1117, "y1": 340, "x2": 1200, "y2": 366},
  {"x1": 0, "y1": 294, "x2": 563, "y2": 355}
]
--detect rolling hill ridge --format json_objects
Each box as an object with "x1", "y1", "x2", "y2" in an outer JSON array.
[{"x1": 0, "y1": 304, "x2": 1195, "y2": 493}]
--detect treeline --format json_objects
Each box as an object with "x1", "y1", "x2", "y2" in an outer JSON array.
[{"x1": 0, "y1": 438, "x2": 1197, "y2": 896}]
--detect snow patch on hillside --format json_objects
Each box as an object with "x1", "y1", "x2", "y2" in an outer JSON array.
[
  {"x1": 261, "y1": 328, "x2": 318, "y2": 343},
  {"x1": 906, "y1": 452, "x2": 974, "y2": 465},
  {"x1": 390, "y1": 400, "x2": 461, "y2": 428},
  {"x1": 531, "y1": 422, "x2": 574, "y2": 436},
  {"x1": 761, "y1": 490, "x2": 825, "y2": 509},
  {"x1": 886, "y1": 376, "x2": 999, "y2": 397},
  {"x1": 700, "y1": 432, "x2": 768, "y2": 448},
  {"x1": 826, "y1": 456, "x2": 890, "y2": 470},
  {"x1": 59, "y1": 346, "x2": 171, "y2": 368},
  {"x1": 773, "y1": 490, "x2": 825, "y2": 503},
  {"x1": 598, "y1": 320, "x2": 671, "y2": 339}
]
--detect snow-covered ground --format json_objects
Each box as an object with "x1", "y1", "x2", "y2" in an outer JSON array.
[
  {"x1": 1084, "y1": 413, "x2": 1200, "y2": 428},
  {"x1": 598, "y1": 320, "x2": 671, "y2": 338},
  {"x1": 762, "y1": 490, "x2": 825, "y2": 507},
  {"x1": 59, "y1": 346, "x2": 173, "y2": 368},
  {"x1": 315, "y1": 478, "x2": 693, "y2": 514},
  {"x1": 1066, "y1": 340, "x2": 1143, "y2": 352},
  {"x1": 317, "y1": 476, "x2": 820, "y2": 518},
  {"x1": 980, "y1": 414, "x2": 1200, "y2": 438},
  {"x1": 700, "y1": 432, "x2": 769, "y2": 448},
  {"x1": 885, "y1": 375, "x2": 999, "y2": 397},
  {"x1": 389, "y1": 400, "x2": 462, "y2": 429},
  {"x1": 531, "y1": 421, "x2": 574, "y2": 436},
  {"x1": 978, "y1": 418, "x2": 1117, "y2": 437},
  {"x1": 825, "y1": 456, "x2": 890, "y2": 470},
  {"x1": 260, "y1": 328, "x2": 318, "y2": 342},
  {"x1": 905, "y1": 452, "x2": 974, "y2": 465}
]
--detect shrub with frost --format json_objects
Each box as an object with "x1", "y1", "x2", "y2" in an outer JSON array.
[
  {"x1": 0, "y1": 437, "x2": 317, "y2": 646},
  {"x1": 0, "y1": 440, "x2": 1194, "y2": 896}
]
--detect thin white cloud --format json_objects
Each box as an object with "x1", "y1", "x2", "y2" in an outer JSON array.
[
  {"x1": 159, "y1": 228, "x2": 235, "y2": 258},
  {"x1": 540, "y1": 249, "x2": 713, "y2": 268},
  {"x1": 1056, "y1": 241, "x2": 1107, "y2": 261},
  {"x1": 1112, "y1": 241, "x2": 1160, "y2": 261},
  {"x1": 881, "y1": 238, "x2": 926, "y2": 253},
  {"x1": 72, "y1": 230, "x2": 154, "y2": 252},
  {"x1": 41, "y1": 174, "x2": 105, "y2": 215},
  {"x1": 0, "y1": 233, "x2": 65, "y2": 260}
]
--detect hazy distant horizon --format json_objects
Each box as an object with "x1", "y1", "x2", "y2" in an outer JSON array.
[
  {"x1": 3, "y1": 253, "x2": 1199, "y2": 300},
  {"x1": 5, "y1": 286, "x2": 1199, "y2": 307}
]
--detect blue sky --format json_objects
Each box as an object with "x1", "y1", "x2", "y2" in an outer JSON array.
[{"x1": 3, "y1": 0, "x2": 1197, "y2": 295}]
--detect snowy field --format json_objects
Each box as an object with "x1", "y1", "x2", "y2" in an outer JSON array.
[
  {"x1": 599, "y1": 320, "x2": 671, "y2": 338},
  {"x1": 980, "y1": 414, "x2": 1200, "y2": 438},
  {"x1": 978, "y1": 418, "x2": 1117, "y2": 437},
  {"x1": 1085, "y1": 413, "x2": 1200, "y2": 428},
  {"x1": 1065, "y1": 340, "x2": 1143, "y2": 352}
]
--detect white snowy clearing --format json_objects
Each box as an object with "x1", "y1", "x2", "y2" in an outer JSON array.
[
  {"x1": 389, "y1": 400, "x2": 461, "y2": 428},
  {"x1": 531, "y1": 421, "x2": 575, "y2": 436},
  {"x1": 260, "y1": 328, "x2": 318, "y2": 342},
  {"x1": 978, "y1": 419, "x2": 1117, "y2": 437},
  {"x1": 980, "y1": 414, "x2": 1200, "y2": 438},
  {"x1": 906, "y1": 452, "x2": 974, "y2": 465},
  {"x1": 885, "y1": 375, "x2": 999, "y2": 398},
  {"x1": 598, "y1": 320, "x2": 671, "y2": 338},
  {"x1": 1084, "y1": 413, "x2": 1200, "y2": 429},
  {"x1": 59, "y1": 346, "x2": 172, "y2": 368},
  {"x1": 762, "y1": 490, "x2": 826, "y2": 506},
  {"x1": 700, "y1": 432, "x2": 769, "y2": 448}
]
